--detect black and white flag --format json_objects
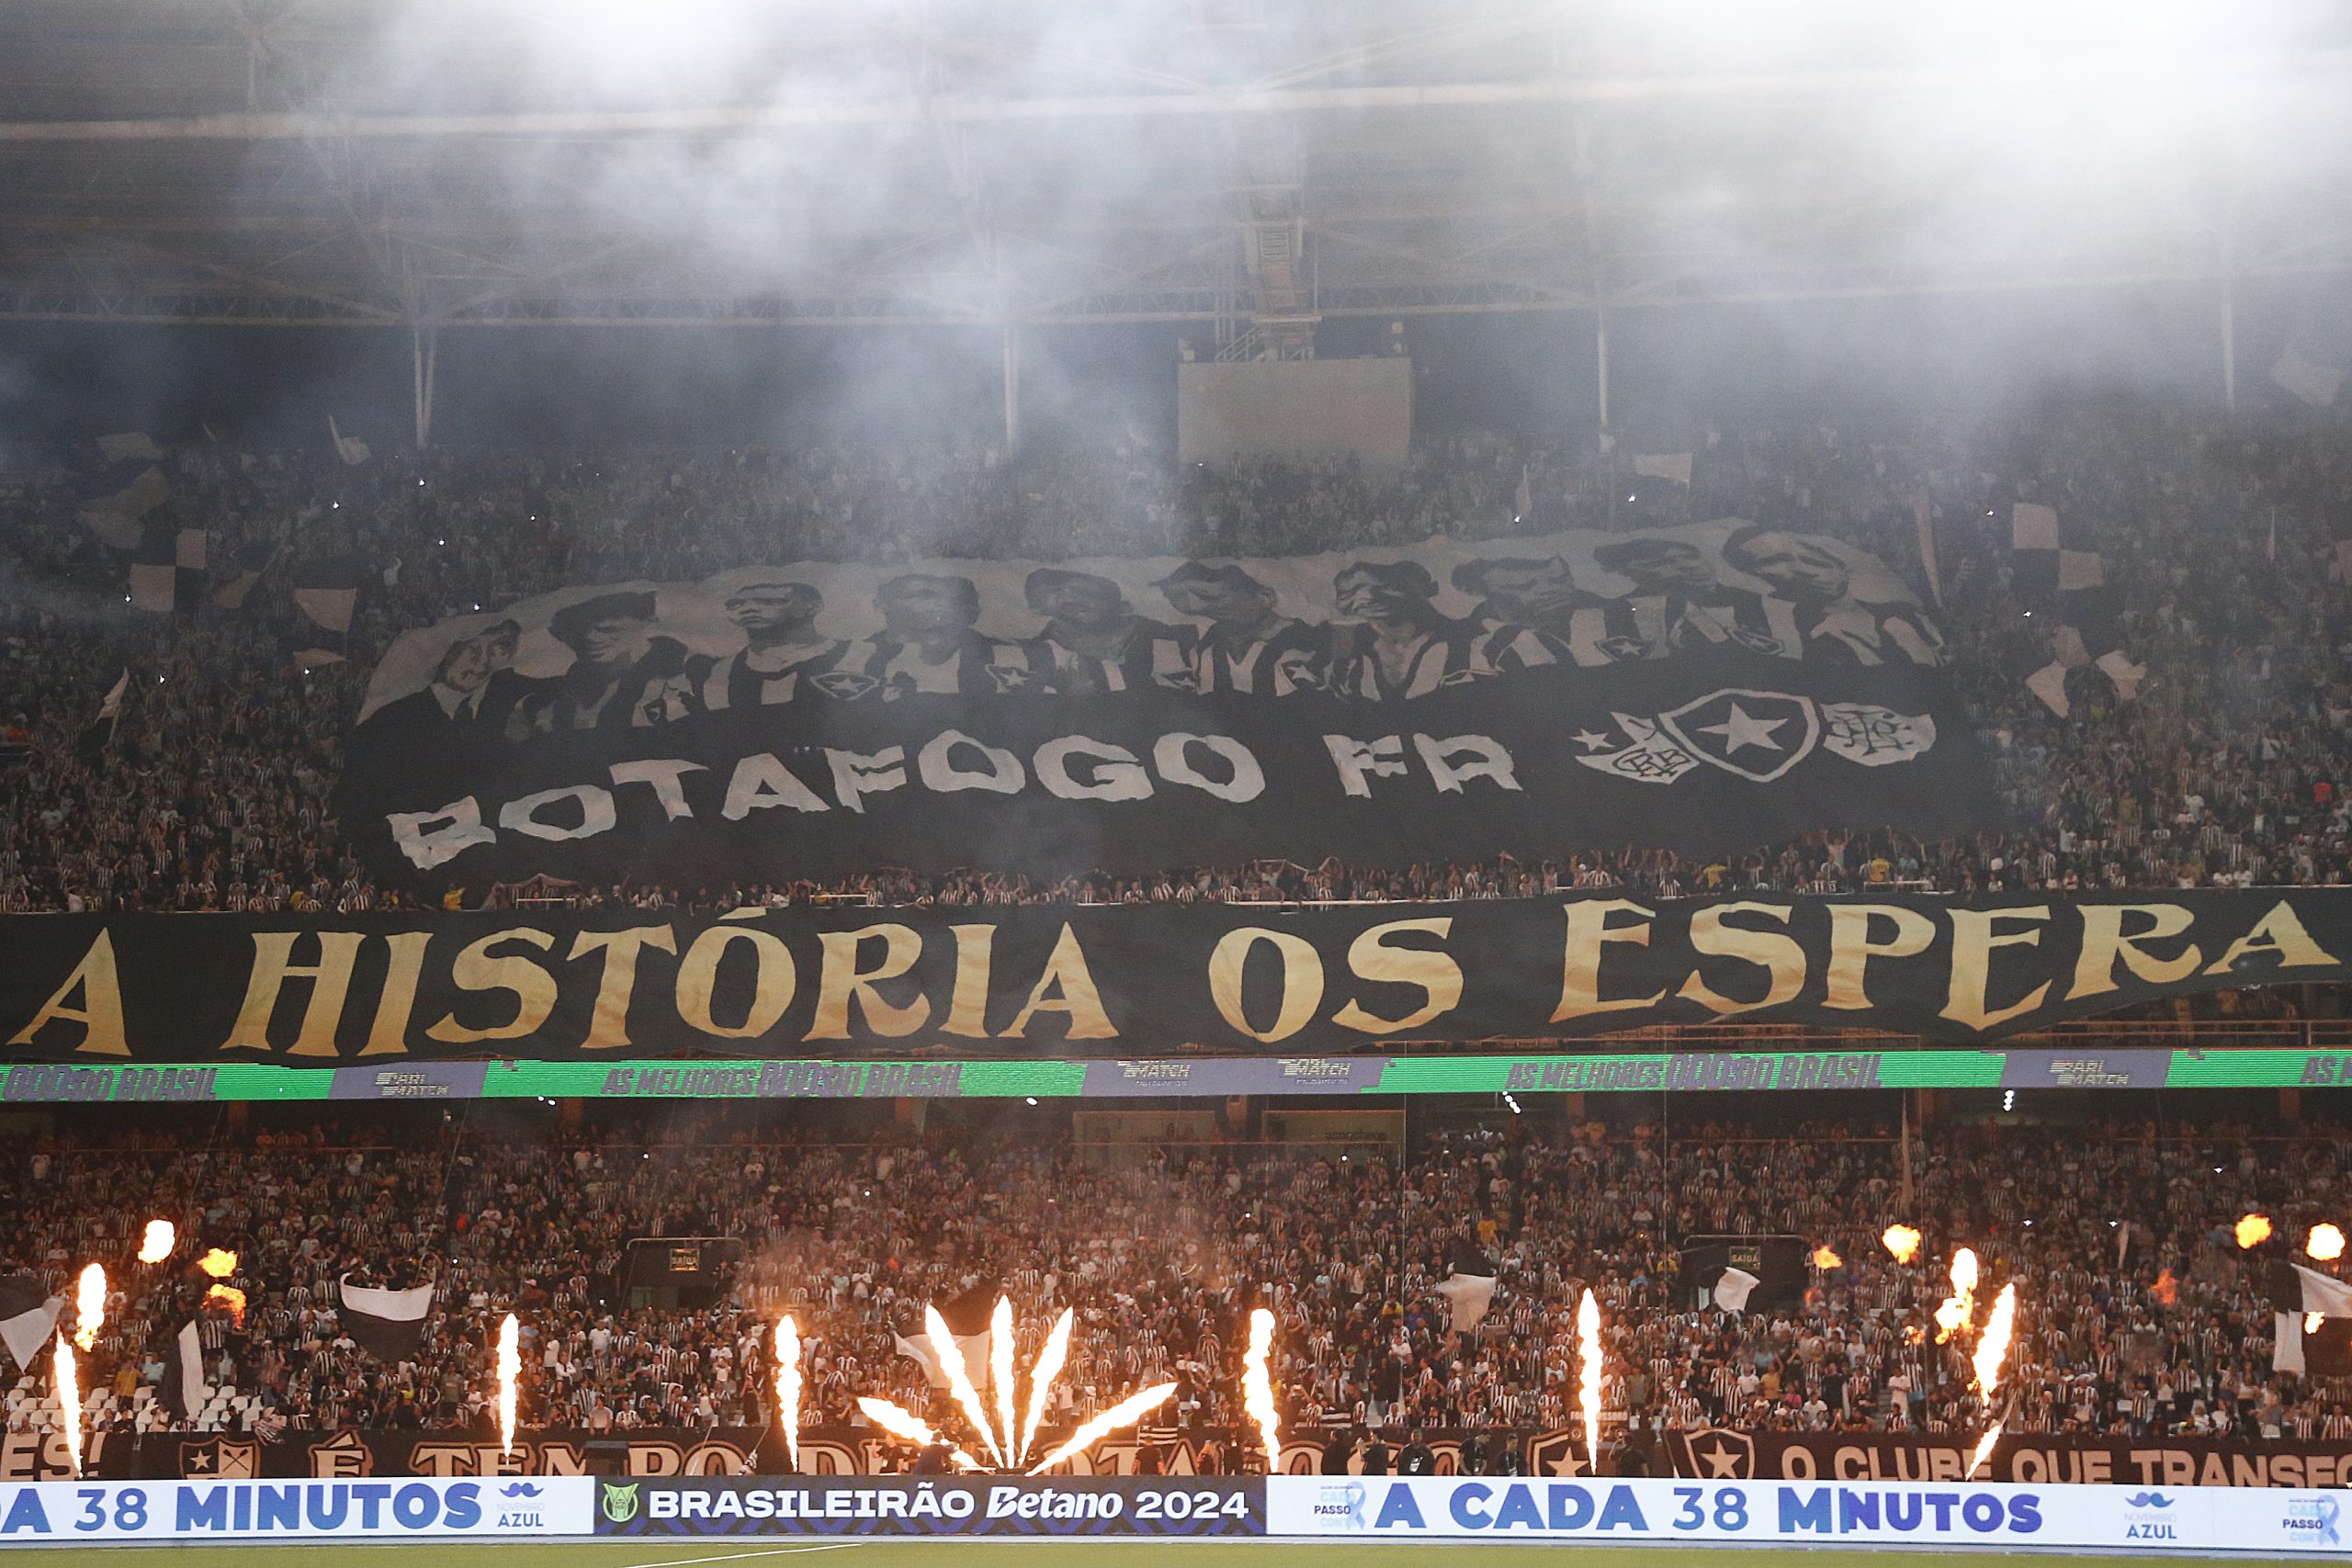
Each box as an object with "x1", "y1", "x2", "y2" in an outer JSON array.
[
  {"x1": 2274, "y1": 1312, "x2": 2352, "y2": 1377},
  {"x1": 1433, "y1": 1239, "x2": 1498, "y2": 1331},
  {"x1": 2267, "y1": 1258, "x2": 2352, "y2": 1315},
  {"x1": 78, "y1": 468, "x2": 168, "y2": 552},
  {"x1": 937, "y1": 1283, "x2": 997, "y2": 1387},
  {"x1": 162, "y1": 1320, "x2": 207, "y2": 1421},
  {"x1": 130, "y1": 528, "x2": 209, "y2": 615},
  {"x1": 0, "y1": 1275, "x2": 62, "y2": 1373},
  {"x1": 2013, "y1": 503, "x2": 2141, "y2": 716},
  {"x1": 288, "y1": 556, "x2": 365, "y2": 668},
  {"x1": 210, "y1": 541, "x2": 277, "y2": 612},
  {"x1": 337, "y1": 1276, "x2": 435, "y2": 1361},
  {"x1": 2267, "y1": 1260, "x2": 2352, "y2": 1376}
]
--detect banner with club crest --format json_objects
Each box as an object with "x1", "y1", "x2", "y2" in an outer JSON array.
[{"x1": 339, "y1": 521, "x2": 1992, "y2": 886}]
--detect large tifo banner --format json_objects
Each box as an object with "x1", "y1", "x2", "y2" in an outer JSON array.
[
  {"x1": 3, "y1": 891, "x2": 2345, "y2": 1062},
  {"x1": 339, "y1": 522, "x2": 1993, "y2": 885}
]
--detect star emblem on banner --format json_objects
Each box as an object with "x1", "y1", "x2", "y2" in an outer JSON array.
[
  {"x1": 1572, "y1": 729, "x2": 1616, "y2": 752},
  {"x1": 1694, "y1": 702, "x2": 1788, "y2": 755},
  {"x1": 1656, "y1": 689, "x2": 1820, "y2": 783}
]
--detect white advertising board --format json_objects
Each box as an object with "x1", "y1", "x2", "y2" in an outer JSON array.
[{"x1": 1267, "y1": 1475, "x2": 2350, "y2": 1552}]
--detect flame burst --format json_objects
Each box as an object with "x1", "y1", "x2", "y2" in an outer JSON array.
[
  {"x1": 1934, "y1": 1248, "x2": 1980, "y2": 1343},
  {"x1": 1576, "y1": 1289, "x2": 1603, "y2": 1476},
  {"x1": 2311, "y1": 1224, "x2": 2347, "y2": 1262},
  {"x1": 990, "y1": 1297, "x2": 1017, "y2": 1466},
  {"x1": 1243, "y1": 1307, "x2": 1282, "y2": 1472},
  {"x1": 2236, "y1": 1213, "x2": 2274, "y2": 1249},
  {"x1": 494, "y1": 1313, "x2": 520, "y2": 1459},
  {"x1": 1813, "y1": 1246, "x2": 1843, "y2": 1270},
  {"x1": 926, "y1": 1304, "x2": 1006, "y2": 1467},
  {"x1": 204, "y1": 1284, "x2": 247, "y2": 1328},
  {"x1": 73, "y1": 1264, "x2": 106, "y2": 1352},
  {"x1": 775, "y1": 1316, "x2": 801, "y2": 1472},
  {"x1": 2307, "y1": 1312, "x2": 2326, "y2": 1335},
  {"x1": 856, "y1": 1397, "x2": 982, "y2": 1472},
  {"x1": 1017, "y1": 1310, "x2": 1074, "y2": 1467},
  {"x1": 1967, "y1": 1281, "x2": 2018, "y2": 1478},
  {"x1": 1969, "y1": 1422, "x2": 2005, "y2": 1479},
  {"x1": 1882, "y1": 1224, "x2": 1922, "y2": 1265},
  {"x1": 52, "y1": 1338, "x2": 82, "y2": 1478},
  {"x1": 197, "y1": 1248, "x2": 237, "y2": 1280},
  {"x1": 137, "y1": 1221, "x2": 175, "y2": 1264},
  {"x1": 1026, "y1": 1383, "x2": 1178, "y2": 1475}
]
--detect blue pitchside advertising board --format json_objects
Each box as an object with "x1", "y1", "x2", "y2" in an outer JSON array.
[{"x1": 0, "y1": 1477, "x2": 592, "y2": 1542}]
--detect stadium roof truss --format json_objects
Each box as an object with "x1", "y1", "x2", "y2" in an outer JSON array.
[{"x1": 2, "y1": 0, "x2": 2350, "y2": 335}]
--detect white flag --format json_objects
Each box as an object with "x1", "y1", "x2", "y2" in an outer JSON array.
[
  {"x1": 2271, "y1": 344, "x2": 2346, "y2": 407},
  {"x1": 96, "y1": 433, "x2": 164, "y2": 464},
  {"x1": 2275, "y1": 1311, "x2": 2307, "y2": 1375},
  {"x1": 2024, "y1": 661, "x2": 2072, "y2": 717},
  {"x1": 894, "y1": 1332, "x2": 948, "y2": 1389},
  {"x1": 1712, "y1": 1268, "x2": 1761, "y2": 1313},
  {"x1": 1434, "y1": 1271, "x2": 1498, "y2": 1331},
  {"x1": 328, "y1": 415, "x2": 372, "y2": 466}
]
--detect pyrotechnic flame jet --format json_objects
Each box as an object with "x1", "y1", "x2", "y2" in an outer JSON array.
[
  {"x1": 1967, "y1": 1282, "x2": 2018, "y2": 1478},
  {"x1": 1243, "y1": 1307, "x2": 1282, "y2": 1472},
  {"x1": 1026, "y1": 1383, "x2": 1179, "y2": 1475},
  {"x1": 73, "y1": 1265, "x2": 105, "y2": 1352},
  {"x1": 495, "y1": 1314, "x2": 520, "y2": 1460},
  {"x1": 1577, "y1": 1290, "x2": 1603, "y2": 1475},
  {"x1": 775, "y1": 1316, "x2": 801, "y2": 1472}
]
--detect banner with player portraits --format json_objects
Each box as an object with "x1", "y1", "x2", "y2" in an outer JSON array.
[{"x1": 339, "y1": 521, "x2": 1988, "y2": 886}]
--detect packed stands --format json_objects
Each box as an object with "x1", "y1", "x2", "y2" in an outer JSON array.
[
  {"x1": 1, "y1": 394, "x2": 2349, "y2": 919},
  {"x1": 6, "y1": 1111, "x2": 2349, "y2": 1452}
]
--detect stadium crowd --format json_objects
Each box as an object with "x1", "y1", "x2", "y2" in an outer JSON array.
[
  {"x1": 0, "y1": 394, "x2": 2349, "y2": 918},
  {"x1": 7, "y1": 1112, "x2": 2350, "y2": 1459}
]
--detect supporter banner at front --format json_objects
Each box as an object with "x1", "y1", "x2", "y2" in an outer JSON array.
[
  {"x1": 2, "y1": 892, "x2": 2346, "y2": 1062},
  {"x1": 1657, "y1": 1428, "x2": 2352, "y2": 1491},
  {"x1": 339, "y1": 523, "x2": 1993, "y2": 885},
  {"x1": 24, "y1": 1426, "x2": 2352, "y2": 1491}
]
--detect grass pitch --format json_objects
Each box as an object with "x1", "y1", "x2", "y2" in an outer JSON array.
[{"x1": 0, "y1": 1547, "x2": 2328, "y2": 1566}]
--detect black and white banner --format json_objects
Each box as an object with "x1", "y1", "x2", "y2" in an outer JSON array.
[
  {"x1": 340, "y1": 523, "x2": 1988, "y2": 885},
  {"x1": 0, "y1": 891, "x2": 2344, "y2": 1063},
  {"x1": 336, "y1": 1279, "x2": 435, "y2": 1363}
]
